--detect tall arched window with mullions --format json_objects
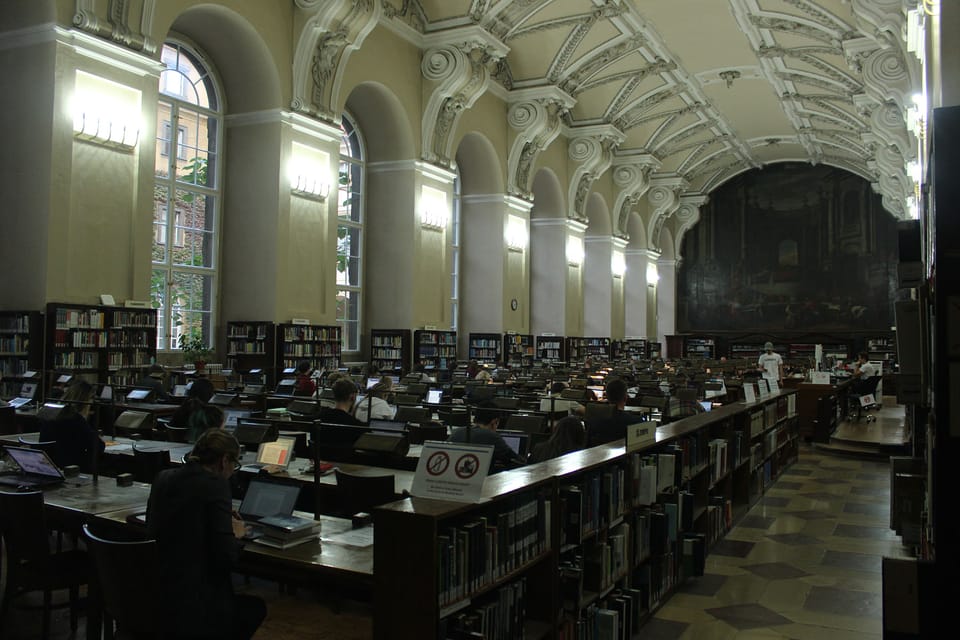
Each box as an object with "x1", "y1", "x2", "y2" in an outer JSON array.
[
  {"x1": 337, "y1": 113, "x2": 365, "y2": 353},
  {"x1": 151, "y1": 41, "x2": 224, "y2": 352}
]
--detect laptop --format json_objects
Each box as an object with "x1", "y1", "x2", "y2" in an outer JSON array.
[
  {"x1": 365, "y1": 377, "x2": 381, "y2": 390},
  {"x1": 224, "y1": 409, "x2": 252, "y2": 428},
  {"x1": 172, "y1": 383, "x2": 190, "y2": 398},
  {"x1": 425, "y1": 388, "x2": 443, "y2": 405},
  {"x1": 7, "y1": 397, "x2": 32, "y2": 409},
  {"x1": 210, "y1": 392, "x2": 239, "y2": 407},
  {"x1": 241, "y1": 436, "x2": 297, "y2": 474},
  {"x1": 368, "y1": 418, "x2": 407, "y2": 433},
  {"x1": 0, "y1": 447, "x2": 66, "y2": 488},
  {"x1": 499, "y1": 431, "x2": 529, "y2": 458},
  {"x1": 699, "y1": 400, "x2": 713, "y2": 412},
  {"x1": 126, "y1": 388, "x2": 153, "y2": 402},
  {"x1": 275, "y1": 379, "x2": 297, "y2": 396},
  {"x1": 237, "y1": 478, "x2": 301, "y2": 529}
]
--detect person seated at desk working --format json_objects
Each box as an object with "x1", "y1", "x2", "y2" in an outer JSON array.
[
  {"x1": 586, "y1": 379, "x2": 646, "y2": 447},
  {"x1": 661, "y1": 393, "x2": 706, "y2": 424},
  {"x1": 169, "y1": 378, "x2": 222, "y2": 442},
  {"x1": 147, "y1": 428, "x2": 266, "y2": 640},
  {"x1": 530, "y1": 416, "x2": 586, "y2": 463},
  {"x1": 135, "y1": 363, "x2": 170, "y2": 401},
  {"x1": 447, "y1": 402, "x2": 526, "y2": 472},
  {"x1": 543, "y1": 381, "x2": 586, "y2": 417},
  {"x1": 353, "y1": 377, "x2": 395, "y2": 422},
  {"x1": 318, "y1": 377, "x2": 364, "y2": 426},
  {"x1": 39, "y1": 380, "x2": 105, "y2": 472},
  {"x1": 853, "y1": 351, "x2": 878, "y2": 379},
  {"x1": 293, "y1": 359, "x2": 316, "y2": 397}
]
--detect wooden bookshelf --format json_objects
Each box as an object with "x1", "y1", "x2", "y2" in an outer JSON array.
[
  {"x1": 413, "y1": 329, "x2": 457, "y2": 373},
  {"x1": 369, "y1": 329, "x2": 410, "y2": 375},
  {"x1": 684, "y1": 336, "x2": 716, "y2": 359},
  {"x1": 277, "y1": 323, "x2": 342, "y2": 383},
  {"x1": 565, "y1": 337, "x2": 611, "y2": 361},
  {"x1": 467, "y1": 332, "x2": 501, "y2": 364},
  {"x1": 373, "y1": 390, "x2": 800, "y2": 639},
  {"x1": 0, "y1": 311, "x2": 43, "y2": 399},
  {"x1": 225, "y1": 321, "x2": 274, "y2": 372},
  {"x1": 535, "y1": 335, "x2": 564, "y2": 363},
  {"x1": 503, "y1": 333, "x2": 534, "y2": 368},
  {"x1": 45, "y1": 303, "x2": 157, "y2": 389}
]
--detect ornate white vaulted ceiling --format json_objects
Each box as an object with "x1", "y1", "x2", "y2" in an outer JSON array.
[{"x1": 385, "y1": 0, "x2": 923, "y2": 218}]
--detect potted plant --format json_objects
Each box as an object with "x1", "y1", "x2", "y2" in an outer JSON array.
[{"x1": 178, "y1": 329, "x2": 213, "y2": 371}]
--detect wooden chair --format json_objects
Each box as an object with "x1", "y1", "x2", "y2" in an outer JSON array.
[
  {"x1": 333, "y1": 469, "x2": 396, "y2": 516},
  {"x1": 82, "y1": 524, "x2": 163, "y2": 639},
  {"x1": 162, "y1": 424, "x2": 191, "y2": 444},
  {"x1": 131, "y1": 445, "x2": 168, "y2": 484},
  {"x1": 437, "y1": 408, "x2": 470, "y2": 428},
  {"x1": 491, "y1": 396, "x2": 520, "y2": 410},
  {"x1": 0, "y1": 491, "x2": 88, "y2": 640}
]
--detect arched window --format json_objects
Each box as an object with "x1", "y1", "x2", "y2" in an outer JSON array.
[
  {"x1": 151, "y1": 41, "x2": 223, "y2": 351},
  {"x1": 450, "y1": 173, "x2": 461, "y2": 330},
  {"x1": 337, "y1": 113, "x2": 364, "y2": 352}
]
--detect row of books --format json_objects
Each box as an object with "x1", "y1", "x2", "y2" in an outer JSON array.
[
  {"x1": 106, "y1": 329, "x2": 153, "y2": 348},
  {"x1": 0, "y1": 314, "x2": 32, "y2": 332},
  {"x1": 107, "y1": 352, "x2": 153, "y2": 369},
  {"x1": 112, "y1": 311, "x2": 157, "y2": 328},
  {"x1": 227, "y1": 324, "x2": 270, "y2": 339},
  {"x1": 0, "y1": 359, "x2": 30, "y2": 376},
  {"x1": 280, "y1": 344, "x2": 341, "y2": 356},
  {"x1": 558, "y1": 584, "x2": 646, "y2": 640},
  {"x1": 708, "y1": 439, "x2": 729, "y2": 486},
  {"x1": 53, "y1": 352, "x2": 99, "y2": 369},
  {"x1": 469, "y1": 339, "x2": 500, "y2": 348},
  {"x1": 705, "y1": 497, "x2": 732, "y2": 545},
  {"x1": 0, "y1": 336, "x2": 30, "y2": 353},
  {"x1": 251, "y1": 514, "x2": 321, "y2": 549},
  {"x1": 371, "y1": 335, "x2": 404, "y2": 347},
  {"x1": 441, "y1": 578, "x2": 526, "y2": 640},
  {"x1": 670, "y1": 431, "x2": 709, "y2": 481},
  {"x1": 227, "y1": 341, "x2": 267, "y2": 354},
  {"x1": 437, "y1": 495, "x2": 551, "y2": 607},
  {"x1": 633, "y1": 551, "x2": 675, "y2": 613},
  {"x1": 418, "y1": 346, "x2": 457, "y2": 356},
  {"x1": 281, "y1": 326, "x2": 339, "y2": 341},
  {"x1": 370, "y1": 347, "x2": 403, "y2": 358},
  {"x1": 278, "y1": 357, "x2": 341, "y2": 370},
  {"x1": 54, "y1": 308, "x2": 105, "y2": 329},
  {"x1": 418, "y1": 333, "x2": 457, "y2": 345},
  {"x1": 54, "y1": 329, "x2": 108, "y2": 348}
]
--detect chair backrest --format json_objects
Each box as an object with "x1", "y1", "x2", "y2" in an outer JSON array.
[
  {"x1": 82, "y1": 524, "x2": 162, "y2": 635},
  {"x1": 132, "y1": 446, "x2": 168, "y2": 483},
  {"x1": 503, "y1": 413, "x2": 546, "y2": 435},
  {"x1": 404, "y1": 383, "x2": 429, "y2": 398},
  {"x1": 584, "y1": 403, "x2": 614, "y2": 423},
  {"x1": 393, "y1": 393, "x2": 421, "y2": 406},
  {"x1": 162, "y1": 424, "x2": 191, "y2": 444},
  {"x1": 333, "y1": 469, "x2": 396, "y2": 516},
  {"x1": 394, "y1": 406, "x2": 431, "y2": 424},
  {"x1": 675, "y1": 387, "x2": 698, "y2": 402},
  {"x1": 638, "y1": 395, "x2": 667, "y2": 410},
  {"x1": 407, "y1": 423, "x2": 448, "y2": 445},
  {"x1": 0, "y1": 490, "x2": 49, "y2": 566},
  {"x1": 437, "y1": 409, "x2": 470, "y2": 428},
  {"x1": 560, "y1": 388, "x2": 587, "y2": 400},
  {"x1": 491, "y1": 396, "x2": 520, "y2": 410},
  {"x1": 19, "y1": 436, "x2": 58, "y2": 456}
]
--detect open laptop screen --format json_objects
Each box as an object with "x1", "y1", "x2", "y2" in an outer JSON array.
[
  {"x1": 499, "y1": 432, "x2": 528, "y2": 457},
  {"x1": 699, "y1": 401, "x2": 713, "y2": 412},
  {"x1": 368, "y1": 419, "x2": 406, "y2": 433},
  {"x1": 3, "y1": 447, "x2": 65, "y2": 480},
  {"x1": 366, "y1": 377, "x2": 381, "y2": 390},
  {"x1": 426, "y1": 389, "x2": 443, "y2": 404},
  {"x1": 238, "y1": 479, "x2": 300, "y2": 521},
  {"x1": 255, "y1": 437, "x2": 296, "y2": 468}
]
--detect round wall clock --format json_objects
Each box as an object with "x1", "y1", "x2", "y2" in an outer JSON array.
[{"x1": 510, "y1": 298, "x2": 519, "y2": 310}]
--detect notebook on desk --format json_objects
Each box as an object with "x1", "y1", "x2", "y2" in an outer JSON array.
[
  {"x1": 0, "y1": 447, "x2": 66, "y2": 488},
  {"x1": 241, "y1": 436, "x2": 296, "y2": 474}
]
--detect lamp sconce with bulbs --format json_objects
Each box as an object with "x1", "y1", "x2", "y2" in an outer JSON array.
[
  {"x1": 505, "y1": 215, "x2": 528, "y2": 251},
  {"x1": 646, "y1": 263, "x2": 659, "y2": 287},
  {"x1": 290, "y1": 175, "x2": 330, "y2": 200},
  {"x1": 611, "y1": 251, "x2": 626, "y2": 278},
  {"x1": 420, "y1": 185, "x2": 449, "y2": 231},
  {"x1": 566, "y1": 236, "x2": 584, "y2": 266},
  {"x1": 72, "y1": 71, "x2": 141, "y2": 151}
]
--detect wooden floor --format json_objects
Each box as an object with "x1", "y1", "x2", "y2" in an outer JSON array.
[{"x1": 831, "y1": 396, "x2": 910, "y2": 446}]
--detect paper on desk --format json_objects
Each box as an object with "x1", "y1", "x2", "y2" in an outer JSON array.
[
  {"x1": 107, "y1": 443, "x2": 134, "y2": 453},
  {"x1": 322, "y1": 527, "x2": 374, "y2": 548}
]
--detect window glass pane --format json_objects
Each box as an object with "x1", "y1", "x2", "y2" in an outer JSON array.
[
  {"x1": 156, "y1": 104, "x2": 173, "y2": 176},
  {"x1": 160, "y1": 44, "x2": 215, "y2": 110},
  {"x1": 336, "y1": 289, "x2": 359, "y2": 352},
  {"x1": 172, "y1": 190, "x2": 215, "y2": 268},
  {"x1": 170, "y1": 272, "x2": 214, "y2": 347},
  {"x1": 151, "y1": 269, "x2": 168, "y2": 350},
  {"x1": 176, "y1": 148, "x2": 210, "y2": 188},
  {"x1": 336, "y1": 225, "x2": 361, "y2": 287},
  {"x1": 153, "y1": 186, "x2": 170, "y2": 262}
]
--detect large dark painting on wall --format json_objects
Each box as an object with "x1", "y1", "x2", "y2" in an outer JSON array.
[{"x1": 678, "y1": 163, "x2": 898, "y2": 333}]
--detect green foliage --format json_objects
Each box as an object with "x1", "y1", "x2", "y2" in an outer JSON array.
[
  {"x1": 177, "y1": 328, "x2": 212, "y2": 363},
  {"x1": 179, "y1": 157, "x2": 208, "y2": 202}
]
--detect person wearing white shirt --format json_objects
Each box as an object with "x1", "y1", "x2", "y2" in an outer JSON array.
[
  {"x1": 757, "y1": 342, "x2": 784, "y2": 382},
  {"x1": 353, "y1": 379, "x2": 396, "y2": 422},
  {"x1": 854, "y1": 352, "x2": 878, "y2": 379}
]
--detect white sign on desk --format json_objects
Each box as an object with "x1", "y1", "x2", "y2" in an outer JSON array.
[
  {"x1": 743, "y1": 383, "x2": 756, "y2": 403},
  {"x1": 757, "y1": 379, "x2": 770, "y2": 399},
  {"x1": 411, "y1": 441, "x2": 493, "y2": 503},
  {"x1": 626, "y1": 421, "x2": 657, "y2": 452},
  {"x1": 768, "y1": 379, "x2": 780, "y2": 394},
  {"x1": 811, "y1": 371, "x2": 831, "y2": 385}
]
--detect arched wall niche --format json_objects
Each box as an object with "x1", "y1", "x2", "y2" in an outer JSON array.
[
  {"x1": 167, "y1": 5, "x2": 281, "y2": 114},
  {"x1": 530, "y1": 168, "x2": 565, "y2": 219},
  {"x1": 455, "y1": 132, "x2": 504, "y2": 195},
  {"x1": 345, "y1": 82, "x2": 415, "y2": 162},
  {"x1": 585, "y1": 192, "x2": 611, "y2": 236},
  {"x1": 626, "y1": 211, "x2": 647, "y2": 249},
  {"x1": 658, "y1": 228, "x2": 676, "y2": 260}
]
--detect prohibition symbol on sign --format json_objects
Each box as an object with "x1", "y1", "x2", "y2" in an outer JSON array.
[
  {"x1": 454, "y1": 454, "x2": 481, "y2": 479},
  {"x1": 426, "y1": 451, "x2": 450, "y2": 476}
]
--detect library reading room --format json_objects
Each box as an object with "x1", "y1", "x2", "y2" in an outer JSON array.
[{"x1": 1, "y1": 1, "x2": 958, "y2": 639}]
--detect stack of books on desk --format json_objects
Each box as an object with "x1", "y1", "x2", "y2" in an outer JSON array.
[{"x1": 253, "y1": 515, "x2": 321, "y2": 549}]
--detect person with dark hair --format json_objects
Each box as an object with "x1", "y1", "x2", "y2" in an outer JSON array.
[
  {"x1": 530, "y1": 416, "x2": 586, "y2": 463},
  {"x1": 586, "y1": 378, "x2": 646, "y2": 447},
  {"x1": 170, "y1": 377, "x2": 219, "y2": 442},
  {"x1": 147, "y1": 429, "x2": 266, "y2": 639},
  {"x1": 135, "y1": 363, "x2": 169, "y2": 401},
  {"x1": 293, "y1": 360, "x2": 316, "y2": 397},
  {"x1": 853, "y1": 351, "x2": 877, "y2": 379},
  {"x1": 39, "y1": 379, "x2": 104, "y2": 472},
  {"x1": 544, "y1": 380, "x2": 585, "y2": 416},
  {"x1": 354, "y1": 378, "x2": 395, "y2": 422},
  {"x1": 447, "y1": 402, "x2": 525, "y2": 471},
  {"x1": 318, "y1": 377, "x2": 363, "y2": 425}
]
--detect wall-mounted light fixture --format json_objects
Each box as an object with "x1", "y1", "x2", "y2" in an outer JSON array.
[
  {"x1": 420, "y1": 185, "x2": 449, "y2": 230},
  {"x1": 566, "y1": 236, "x2": 584, "y2": 266},
  {"x1": 72, "y1": 71, "x2": 141, "y2": 151},
  {"x1": 506, "y1": 215, "x2": 528, "y2": 251},
  {"x1": 907, "y1": 93, "x2": 926, "y2": 140},
  {"x1": 289, "y1": 142, "x2": 330, "y2": 201},
  {"x1": 611, "y1": 250, "x2": 626, "y2": 278},
  {"x1": 646, "y1": 263, "x2": 659, "y2": 286}
]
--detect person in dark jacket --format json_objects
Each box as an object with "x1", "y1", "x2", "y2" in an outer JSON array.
[
  {"x1": 146, "y1": 429, "x2": 266, "y2": 639},
  {"x1": 586, "y1": 378, "x2": 646, "y2": 447},
  {"x1": 529, "y1": 416, "x2": 586, "y2": 463},
  {"x1": 38, "y1": 379, "x2": 104, "y2": 472},
  {"x1": 169, "y1": 377, "x2": 219, "y2": 442}
]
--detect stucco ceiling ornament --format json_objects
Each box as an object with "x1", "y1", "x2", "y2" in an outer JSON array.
[
  {"x1": 567, "y1": 125, "x2": 625, "y2": 222},
  {"x1": 380, "y1": 0, "x2": 427, "y2": 32},
  {"x1": 73, "y1": 0, "x2": 156, "y2": 54},
  {"x1": 507, "y1": 88, "x2": 575, "y2": 199},
  {"x1": 612, "y1": 154, "x2": 660, "y2": 238},
  {"x1": 645, "y1": 177, "x2": 687, "y2": 252}
]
